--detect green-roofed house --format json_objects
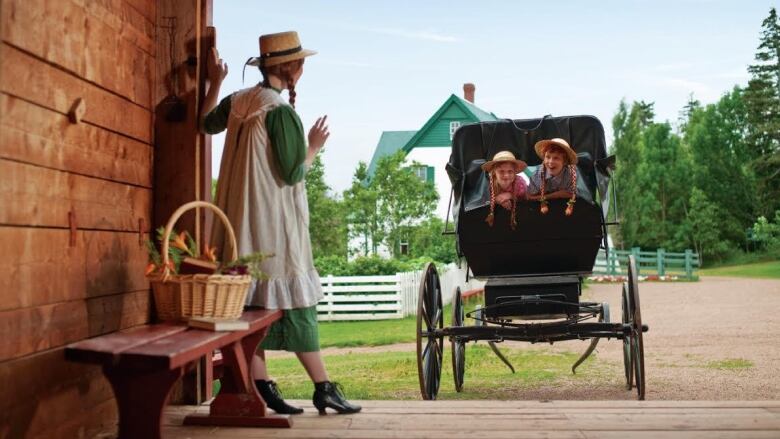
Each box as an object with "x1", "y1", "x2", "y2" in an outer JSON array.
[{"x1": 366, "y1": 83, "x2": 499, "y2": 219}]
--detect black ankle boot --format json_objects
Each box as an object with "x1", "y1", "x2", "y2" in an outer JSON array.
[
  {"x1": 312, "y1": 381, "x2": 362, "y2": 415},
  {"x1": 255, "y1": 380, "x2": 304, "y2": 415}
]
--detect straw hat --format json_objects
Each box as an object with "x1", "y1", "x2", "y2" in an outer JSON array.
[
  {"x1": 481, "y1": 150, "x2": 528, "y2": 172},
  {"x1": 246, "y1": 31, "x2": 317, "y2": 67},
  {"x1": 534, "y1": 138, "x2": 578, "y2": 165}
]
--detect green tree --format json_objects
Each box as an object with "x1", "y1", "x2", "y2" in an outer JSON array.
[
  {"x1": 687, "y1": 188, "x2": 730, "y2": 262},
  {"x1": 634, "y1": 123, "x2": 692, "y2": 251},
  {"x1": 306, "y1": 155, "x2": 348, "y2": 258},
  {"x1": 405, "y1": 217, "x2": 457, "y2": 264},
  {"x1": 611, "y1": 99, "x2": 656, "y2": 248},
  {"x1": 684, "y1": 88, "x2": 756, "y2": 246},
  {"x1": 343, "y1": 162, "x2": 381, "y2": 256},
  {"x1": 371, "y1": 151, "x2": 439, "y2": 257},
  {"x1": 744, "y1": 7, "x2": 780, "y2": 216}
]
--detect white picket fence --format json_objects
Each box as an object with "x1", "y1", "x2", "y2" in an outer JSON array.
[{"x1": 317, "y1": 264, "x2": 484, "y2": 321}]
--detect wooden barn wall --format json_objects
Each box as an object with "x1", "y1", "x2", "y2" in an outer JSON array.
[{"x1": 0, "y1": 0, "x2": 211, "y2": 437}]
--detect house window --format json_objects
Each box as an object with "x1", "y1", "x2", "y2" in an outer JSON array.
[
  {"x1": 413, "y1": 166, "x2": 427, "y2": 181},
  {"x1": 411, "y1": 165, "x2": 434, "y2": 183},
  {"x1": 449, "y1": 121, "x2": 461, "y2": 140},
  {"x1": 399, "y1": 241, "x2": 409, "y2": 256}
]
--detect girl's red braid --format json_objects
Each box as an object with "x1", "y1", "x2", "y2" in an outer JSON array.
[
  {"x1": 485, "y1": 172, "x2": 518, "y2": 229},
  {"x1": 565, "y1": 164, "x2": 577, "y2": 216},
  {"x1": 485, "y1": 173, "x2": 496, "y2": 227},
  {"x1": 539, "y1": 165, "x2": 549, "y2": 214}
]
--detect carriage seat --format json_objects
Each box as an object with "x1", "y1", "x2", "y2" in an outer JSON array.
[{"x1": 484, "y1": 275, "x2": 581, "y2": 320}]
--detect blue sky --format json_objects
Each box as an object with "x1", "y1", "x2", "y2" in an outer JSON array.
[{"x1": 212, "y1": 0, "x2": 775, "y2": 194}]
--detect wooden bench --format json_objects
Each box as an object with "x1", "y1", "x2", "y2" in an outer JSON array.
[{"x1": 65, "y1": 309, "x2": 291, "y2": 439}]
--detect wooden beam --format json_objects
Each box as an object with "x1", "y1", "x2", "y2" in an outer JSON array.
[
  {"x1": 0, "y1": 159, "x2": 152, "y2": 231},
  {"x1": 0, "y1": 94, "x2": 153, "y2": 188},
  {"x1": 153, "y1": 0, "x2": 212, "y2": 243},
  {"x1": 0, "y1": 43, "x2": 152, "y2": 143},
  {"x1": 1, "y1": 0, "x2": 154, "y2": 108}
]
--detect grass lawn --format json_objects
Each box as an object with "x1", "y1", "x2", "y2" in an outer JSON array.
[
  {"x1": 319, "y1": 303, "x2": 457, "y2": 348},
  {"x1": 318, "y1": 316, "x2": 416, "y2": 348},
  {"x1": 698, "y1": 260, "x2": 780, "y2": 279},
  {"x1": 266, "y1": 344, "x2": 614, "y2": 400}
]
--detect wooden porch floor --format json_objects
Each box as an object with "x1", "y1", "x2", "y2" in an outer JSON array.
[{"x1": 164, "y1": 400, "x2": 780, "y2": 438}]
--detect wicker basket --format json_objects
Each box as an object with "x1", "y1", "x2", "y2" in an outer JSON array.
[{"x1": 150, "y1": 201, "x2": 251, "y2": 322}]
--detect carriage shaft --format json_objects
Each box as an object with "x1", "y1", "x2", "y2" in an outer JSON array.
[{"x1": 426, "y1": 322, "x2": 630, "y2": 342}]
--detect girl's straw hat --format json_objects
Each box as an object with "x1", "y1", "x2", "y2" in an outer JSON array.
[
  {"x1": 246, "y1": 31, "x2": 317, "y2": 67},
  {"x1": 534, "y1": 138, "x2": 578, "y2": 165},
  {"x1": 481, "y1": 150, "x2": 528, "y2": 172}
]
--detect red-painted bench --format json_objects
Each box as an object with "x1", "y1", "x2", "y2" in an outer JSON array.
[{"x1": 65, "y1": 309, "x2": 290, "y2": 439}]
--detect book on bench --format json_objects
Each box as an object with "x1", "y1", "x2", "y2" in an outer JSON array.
[
  {"x1": 178, "y1": 257, "x2": 218, "y2": 275},
  {"x1": 188, "y1": 317, "x2": 249, "y2": 331}
]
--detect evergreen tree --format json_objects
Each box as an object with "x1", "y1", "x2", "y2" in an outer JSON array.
[
  {"x1": 744, "y1": 7, "x2": 780, "y2": 216},
  {"x1": 305, "y1": 155, "x2": 348, "y2": 258}
]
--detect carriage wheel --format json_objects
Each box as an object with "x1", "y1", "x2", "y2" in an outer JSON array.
[
  {"x1": 416, "y1": 262, "x2": 444, "y2": 400},
  {"x1": 621, "y1": 282, "x2": 633, "y2": 390},
  {"x1": 451, "y1": 287, "x2": 466, "y2": 392},
  {"x1": 627, "y1": 255, "x2": 646, "y2": 400}
]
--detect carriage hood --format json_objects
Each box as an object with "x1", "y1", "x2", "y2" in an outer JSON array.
[
  {"x1": 446, "y1": 116, "x2": 614, "y2": 277},
  {"x1": 446, "y1": 115, "x2": 613, "y2": 225}
]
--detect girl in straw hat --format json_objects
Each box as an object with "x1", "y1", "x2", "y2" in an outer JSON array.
[
  {"x1": 482, "y1": 151, "x2": 528, "y2": 229},
  {"x1": 527, "y1": 138, "x2": 579, "y2": 215},
  {"x1": 200, "y1": 31, "x2": 360, "y2": 416}
]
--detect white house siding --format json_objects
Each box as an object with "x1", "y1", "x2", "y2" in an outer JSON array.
[{"x1": 405, "y1": 146, "x2": 454, "y2": 220}]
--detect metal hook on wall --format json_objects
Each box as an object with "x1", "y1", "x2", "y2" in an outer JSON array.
[{"x1": 159, "y1": 16, "x2": 187, "y2": 122}]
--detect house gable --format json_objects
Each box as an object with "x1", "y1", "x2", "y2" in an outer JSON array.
[{"x1": 402, "y1": 94, "x2": 499, "y2": 153}]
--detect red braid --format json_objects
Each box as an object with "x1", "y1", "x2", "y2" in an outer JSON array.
[
  {"x1": 287, "y1": 81, "x2": 297, "y2": 108},
  {"x1": 565, "y1": 164, "x2": 577, "y2": 216},
  {"x1": 510, "y1": 190, "x2": 517, "y2": 230},
  {"x1": 485, "y1": 173, "x2": 496, "y2": 226},
  {"x1": 539, "y1": 166, "x2": 549, "y2": 214}
]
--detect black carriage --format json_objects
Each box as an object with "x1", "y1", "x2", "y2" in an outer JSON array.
[{"x1": 416, "y1": 115, "x2": 649, "y2": 400}]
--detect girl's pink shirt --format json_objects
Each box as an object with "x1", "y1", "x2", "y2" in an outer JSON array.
[{"x1": 498, "y1": 176, "x2": 528, "y2": 199}]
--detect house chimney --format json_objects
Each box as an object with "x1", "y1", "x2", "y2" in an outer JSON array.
[{"x1": 463, "y1": 83, "x2": 475, "y2": 103}]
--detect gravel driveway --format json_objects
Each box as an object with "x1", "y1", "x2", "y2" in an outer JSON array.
[
  {"x1": 273, "y1": 277, "x2": 780, "y2": 400},
  {"x1": 508, "y1": 276, "x2": 780, "y2": 400}
]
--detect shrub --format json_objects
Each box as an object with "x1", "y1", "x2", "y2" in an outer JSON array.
[{"x1": 314, "y1": 255, "x2": 444, "y2": 276}]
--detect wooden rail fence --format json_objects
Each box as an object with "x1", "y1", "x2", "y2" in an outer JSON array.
[{"x1": 594, "y1": 247, "x2": 700, "y2": 279}]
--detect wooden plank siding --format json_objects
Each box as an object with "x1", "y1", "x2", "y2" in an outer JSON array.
[
  {"x1": 0, "y1": 43, "x2": 152, "y2": 143},
  {"x1": 0, "y1": 160, "x2": 152, "y2": 230},
  {"x1": 0, "y1": 289, "x2": 150, "y2": 362},
  {"x1": 0, "y1": 228, "x2": 149, "y2": 312},
  {"x1": 0, "y1": 94, "x2": 153, "y2": 187},
  {"x1": 0, "y1": 348, "x2": 118, "y2": 439},
  {"x1": 1, "y1": 0, "x2": 155, "y2": 108},
  {"x1": 0, "y1": 0, "x2": 160, "y2": 437}
]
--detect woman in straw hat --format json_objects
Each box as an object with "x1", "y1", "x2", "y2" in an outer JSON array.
[
  {"x1": 481, "y1": 150, "x2": 528, "y2": 229},
  {"x1": 200, "y1": 31, "x2": 360, "y2": 415},
  {"x1": 527, "y1": 138, "x2": 579, "y2": 215}
]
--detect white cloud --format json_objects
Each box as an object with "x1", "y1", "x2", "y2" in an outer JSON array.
[
  {"x1": 655, "y1": 77, "x2": 718, "y2": 100},
  {"x1": 356, "y1": 26, "x2": 461, "y2": 43},
  {"x1": 653, "y1": 62, "x2": 695, "y2": 72}
]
